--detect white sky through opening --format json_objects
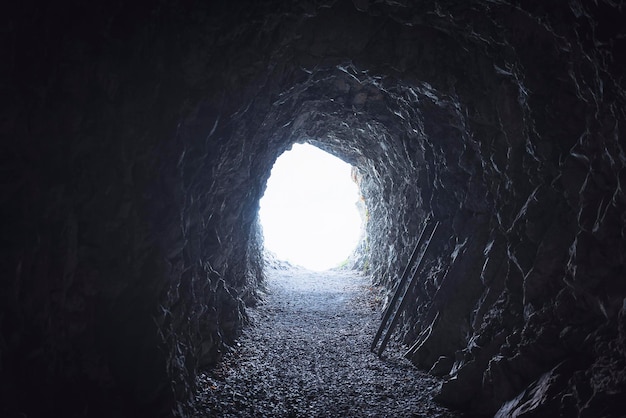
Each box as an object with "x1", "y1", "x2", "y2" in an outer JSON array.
[{"x1": 260, "y1": 143, "x2": 362, "y2": 271}]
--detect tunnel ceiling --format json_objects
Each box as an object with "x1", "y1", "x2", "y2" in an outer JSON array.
[{"x1": 3, "y1": 0, "x2": 626, "y2": 416}]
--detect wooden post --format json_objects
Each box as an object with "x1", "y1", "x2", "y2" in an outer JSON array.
[
  {"x1": 370, "y1": 221, "x2": 431, "y2": 352},
  {"x1": 376, "y1": 222, "x2": 439, "y2": 357}
]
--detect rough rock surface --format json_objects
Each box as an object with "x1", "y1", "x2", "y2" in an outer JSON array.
[
  {"x1": 193, "y1": 265, "x2": 462, "y2": 417},
  {"x1": 2, "y1": 0, "x2": 625, "y2": 416}
]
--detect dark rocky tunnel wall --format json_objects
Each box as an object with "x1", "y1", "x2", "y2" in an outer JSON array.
[{"x1": 2, "y1": 0, "x2": 625, "y2": 416}]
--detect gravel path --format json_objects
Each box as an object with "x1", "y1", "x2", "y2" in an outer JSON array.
[{"x1": 194, "y1": 267, "x2": 465, "y2": 418}]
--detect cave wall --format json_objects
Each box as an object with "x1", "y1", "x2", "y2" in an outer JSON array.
[
  {"x1": 2, "y1": 2, "x2": 266, "y2": 415},
  {"x1": 2, "y1": 0, "x2": 625, "y2": 416}
]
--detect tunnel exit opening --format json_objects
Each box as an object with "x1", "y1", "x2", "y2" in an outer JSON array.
[{"x1": 259, "y1": 143, "x2": 364, "y2": 271}]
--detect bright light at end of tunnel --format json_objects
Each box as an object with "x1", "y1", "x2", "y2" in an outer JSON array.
[{"x1": 260, "y1": 143, "x2": 363, "y2": 271}]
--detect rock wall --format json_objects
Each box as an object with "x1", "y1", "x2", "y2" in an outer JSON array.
[{"x1": 1, "y1": 0, "x2": 625, "y2": 416}]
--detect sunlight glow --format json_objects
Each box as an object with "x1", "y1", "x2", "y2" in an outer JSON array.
[{"x1": 260, "y1": 143, "x2": 362, "y2": 271}]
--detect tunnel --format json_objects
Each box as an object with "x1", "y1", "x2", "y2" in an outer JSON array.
[{"x1": 2, "y1": 0, "x2": 626, "y2": 416}]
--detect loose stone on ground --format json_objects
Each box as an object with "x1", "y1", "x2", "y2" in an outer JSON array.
[{"x1": 194, "y1": 266, "x2": 464, "y2": 417}]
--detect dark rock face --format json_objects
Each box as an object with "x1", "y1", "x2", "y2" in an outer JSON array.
[{"x1": 2, "y1": 0, "x2": 625, "y2": 416}]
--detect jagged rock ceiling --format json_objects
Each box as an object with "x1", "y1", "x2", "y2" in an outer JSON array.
[{"x1": 2, "y1": 0, "x2": 625, "y2": 416}]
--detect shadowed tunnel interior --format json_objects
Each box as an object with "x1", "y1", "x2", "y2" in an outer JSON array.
[{"x1": 2, "y1": 0, "x2": 626, "y2": 416}]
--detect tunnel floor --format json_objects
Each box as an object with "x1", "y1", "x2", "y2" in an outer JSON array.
[{"x1": 193, "y1": 265, "x2": 464, "y2": 417}]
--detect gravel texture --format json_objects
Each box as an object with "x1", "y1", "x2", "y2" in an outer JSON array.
[{"x1": 193, "y1": 266, "x2": 465, "y2": 417}]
